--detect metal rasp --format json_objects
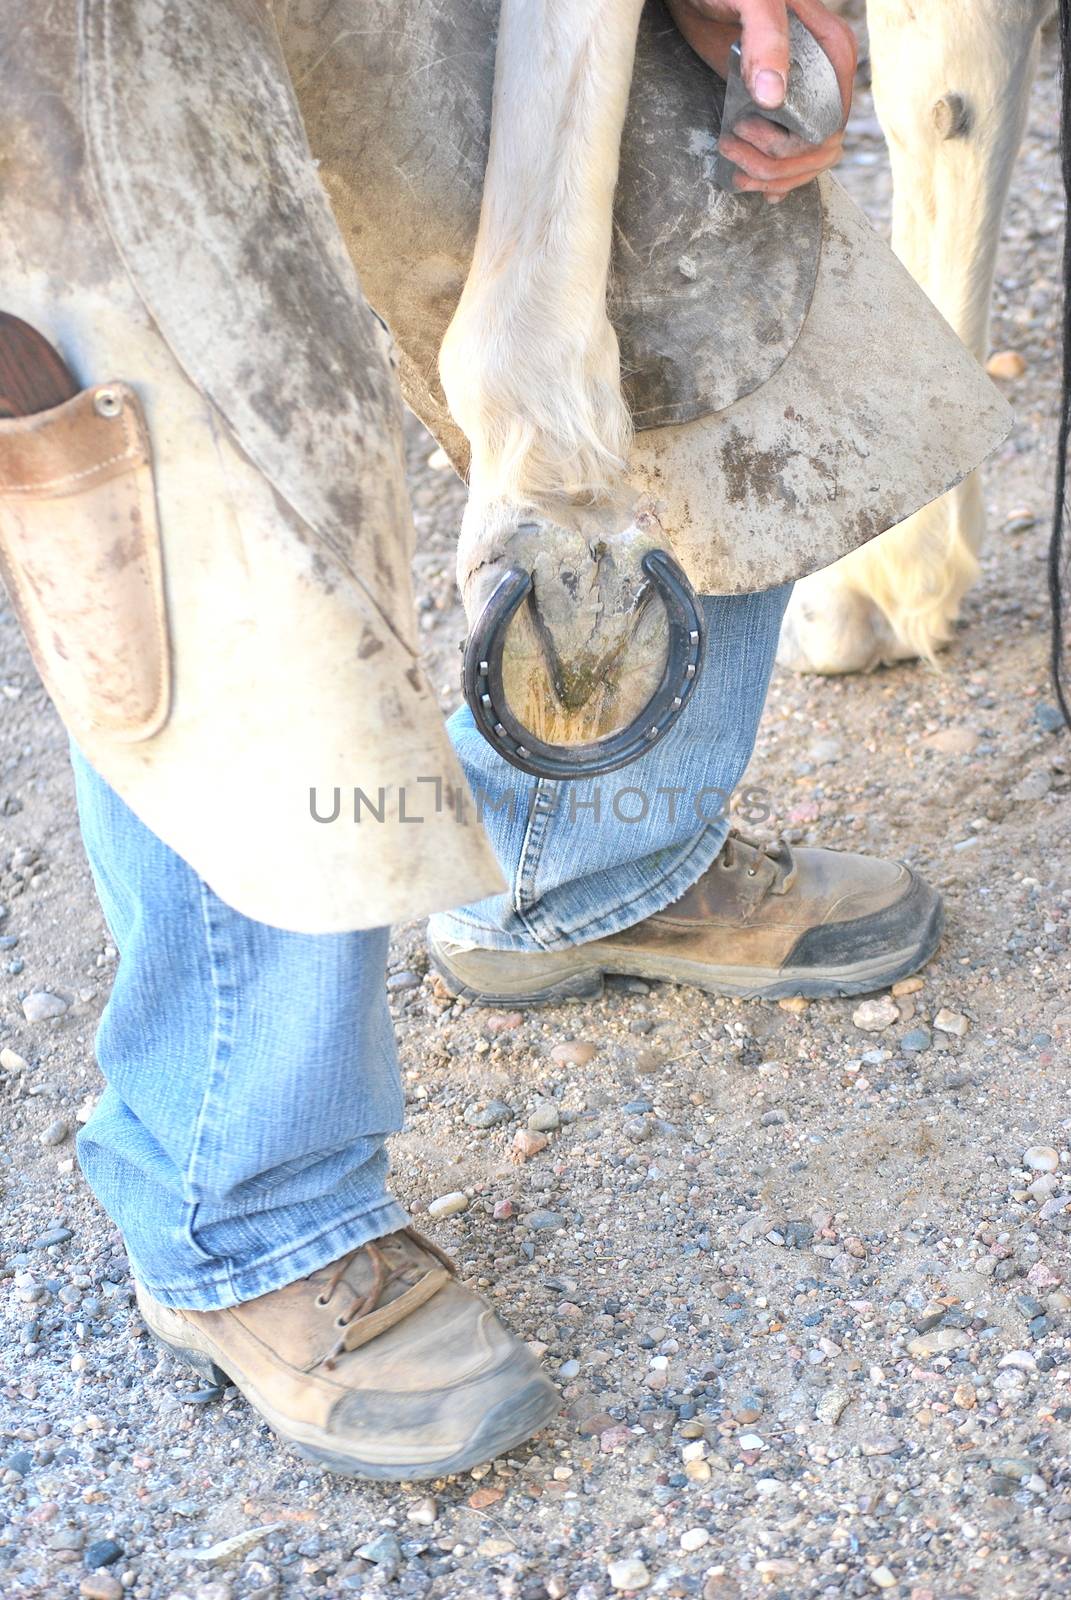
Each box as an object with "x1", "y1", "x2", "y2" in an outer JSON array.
[{"x1": 712, "y1": 14, "x2": 844, "y2": 190}]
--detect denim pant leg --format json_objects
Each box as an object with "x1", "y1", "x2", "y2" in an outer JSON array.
[
  {"x1": 70, "y1": 747, "x2": 409, "y2": 1311},
  {"x1": 433, "y1": 586, "x2": 791, "y2": 951}
]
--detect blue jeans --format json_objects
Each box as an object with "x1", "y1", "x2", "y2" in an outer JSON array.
[{"x1": 73, "y1": 586, "x2": 789, "y2": 1308}]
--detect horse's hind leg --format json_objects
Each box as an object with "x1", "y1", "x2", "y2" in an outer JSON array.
[{"x1": 779, "y1": 0, "x2": 1048, "y2": 676}]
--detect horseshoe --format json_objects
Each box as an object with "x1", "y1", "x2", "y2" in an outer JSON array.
[{"x1": 462, "y1": 548, "x2": 705, "y2": 779}]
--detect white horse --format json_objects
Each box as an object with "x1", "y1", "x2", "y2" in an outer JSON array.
[{"x1": 440, "y1": 0, "x2": 1053, "y2": 677}]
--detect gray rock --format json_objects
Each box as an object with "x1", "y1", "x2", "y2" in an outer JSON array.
[
  {"x1": 358, "y1": 1532, "x2": 403, "y2": 1575},
  {"x1": 464, "y1": 1099, "x2": 513, "y2": 1129},
  {"x1": 21, "y1": 991, "x2": 69, "y2": 1022},
  {"x1": 528, "y1": 1102, "x2": 561, "y2": 1133},
  {"x1": 32, "y1": 1226, "x2": 73, "y2": 1248},
  {"x1": 84, "y1": 1539, "x2": 123, "y2": 1570},
  {"x1": 1035, "y1": 703, "x2": 1065, "y2": 734},
  {"x1": 406, "y1": 1497, "x2": 439, "y2": 1527},
  {"x1": 900, "y1": 1027, "x2": 932, "y2": 1052},
  {"x1": 386, "y1": 970, "x2": 422, "y2": 991},
  {"x1": 524, "y1": 1209, "x2": 565, "y2": 1230},
  {"x1": 815, "y1": 1387, "x2": 851, "y2": 1426},
  {"x1": 1013, "y1": 769, "x2": 1052, "y2": 802},
  {"x1": 39, "y1": 1118, "x2": 71, "y2": 1148},
  {"x1": 607, "y1": 1558, "x2": 650, "y2": 1591}
]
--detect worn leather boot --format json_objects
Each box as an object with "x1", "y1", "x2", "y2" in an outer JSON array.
[
  {"x1": 136, "y1": 1228, "x2": 558, "y2": 1480},
  {"x1": 429, "y1": 833, "x2": 942, "y2": 1004}
]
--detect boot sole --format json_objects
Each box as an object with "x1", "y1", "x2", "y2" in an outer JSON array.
[
  {"x1": 429, "y1": 896, "x2": 943, "y2": 1007},
  {"x1": 146, "y1": 1326, "x2": 559, "y2": 1483}
]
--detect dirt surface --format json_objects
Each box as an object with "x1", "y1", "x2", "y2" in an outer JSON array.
[{"x1": 1, "y1": 25, "x2": 1069, "y2": 1600}]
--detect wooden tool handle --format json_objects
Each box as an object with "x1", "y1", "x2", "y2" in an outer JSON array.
[{"x1": 0, "y1": 312, "x2": 80, "y2": 419}]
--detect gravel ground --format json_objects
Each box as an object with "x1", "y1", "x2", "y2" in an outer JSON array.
[{"x1": 2, "y1": 25, "x2": 1069, "y2": 1600}]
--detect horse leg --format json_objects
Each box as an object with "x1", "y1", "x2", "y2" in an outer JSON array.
[
  {"x1": 438, "y1": 0, "x2": 645, "y2": 512},
  {"x1": 779, "y1": 0, "x2": 1047, "y2": 676}
]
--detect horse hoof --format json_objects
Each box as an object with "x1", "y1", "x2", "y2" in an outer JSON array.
[{"x1": 777, "y1": 581, "x2": 914, "y2": 676}]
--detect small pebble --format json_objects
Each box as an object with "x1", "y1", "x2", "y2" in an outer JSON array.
[
  {"x1": 1013, "y1": 768, "x2": 1052, "y2": 802},
  {"x1": 816, "y1": 1387, "x2": 851, "y2": 1426},
  {"x1": 1023, "y1": 1145, "x2": 1059, "y2": 1173},
  {"x1": 80, "y1": 1579, "x2": 123, "y2": 1600},
  {"x1": 0, "y1": 1046, "x2": 28, "y2": 1073},
  {"x1": 852, "y1": 996, "x2": 899, "y2": 1032},
  {"x1": 680, "y1": 1528, "x2": 709, "y2": 1551},
  {"x1": 922, "y1": 727, "x2": 978, "y2": 755},
  {"x1": 528, "y1": 1102, "x2": 561, "y2": 1132},
  {"x1": 32, "y1": 1226, "x2": 73, "y2": 1248},
  {"x1": 386, "y1": 969, "x2": 421, "y2": 991},
  {"x1": 406, "y1": 1496, "x2": 438, "y2": 1526},
  {"x1": 550, "y1": 1040, "x2": 597, "y2": 1066},
  {"x1": 427, "y1": 1192, "x2": 469, "y2": 1219},
  {"x1": 524, "y1": 1209, "x2": 565, "y2": 1230},
  {"x1": 607, "y1": 1558, "x2": 650, "y2": 1591},
  {"x1": 907, "y1": 1329, "x2": 968, "y2": 1358},
  {"x1": 985, "y1": 348, "x2": 1026, "y2": 378},
  {"x1": 84, "y1": 1539, "x2": 123, "y2": 1570},
  {"x1": 484, "y1": 1012, "x2": 523, "y2": 1034},
  {"x1": 512, "y1": 1129, "x2": 549, "y2": 1162},
  {"x1": 1035, "y1": 702, "x2": 1066, "y2": 734},
  {"x1": 933, "y1": 1008, "x2": 969, "y2": 1037},
  {"x1": 22, "y1": 991, "x2": 69, "y2": 1022},
  {"x1": 999, "y1": 1350, "x2": 1037, "y2": 1371},
  {"x1": 464, "y1": 1099, "x2": 513, "y2": 1129},
  {"x1": 39, "y1": 1118, "x2": 71, "y2": 1148},
  {"x1": 357, "y1": 1531, "x2": 402, "y2": 1573}
]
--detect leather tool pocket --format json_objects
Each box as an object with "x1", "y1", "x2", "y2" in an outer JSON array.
[{"x1": 0, "y1": 384, "x2": 171, "y2": 742}]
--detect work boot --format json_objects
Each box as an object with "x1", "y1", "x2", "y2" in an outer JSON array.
[
  {"x1": 429, "y1": 833, "x2": 942, "y2": 1004},
  {"x1": 136, "y1": 1228, "x2": 558, "y2": 1481}
]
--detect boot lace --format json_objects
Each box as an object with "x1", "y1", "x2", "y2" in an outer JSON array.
[
  {"x1": 717, "y1": 829, "x2": 796, "y2": 896},
  {"x1": 315, "y1": 1238, "x2": 425, "y2": 1369}
]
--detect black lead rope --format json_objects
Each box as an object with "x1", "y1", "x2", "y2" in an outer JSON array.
[{"x1": 1050, "y1": 0, "x2": 1071, "y2": 728}]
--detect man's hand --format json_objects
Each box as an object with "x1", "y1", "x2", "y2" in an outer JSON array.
[{"x1": 665, "y1": 0, "x2": 857, "y2": 200}]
